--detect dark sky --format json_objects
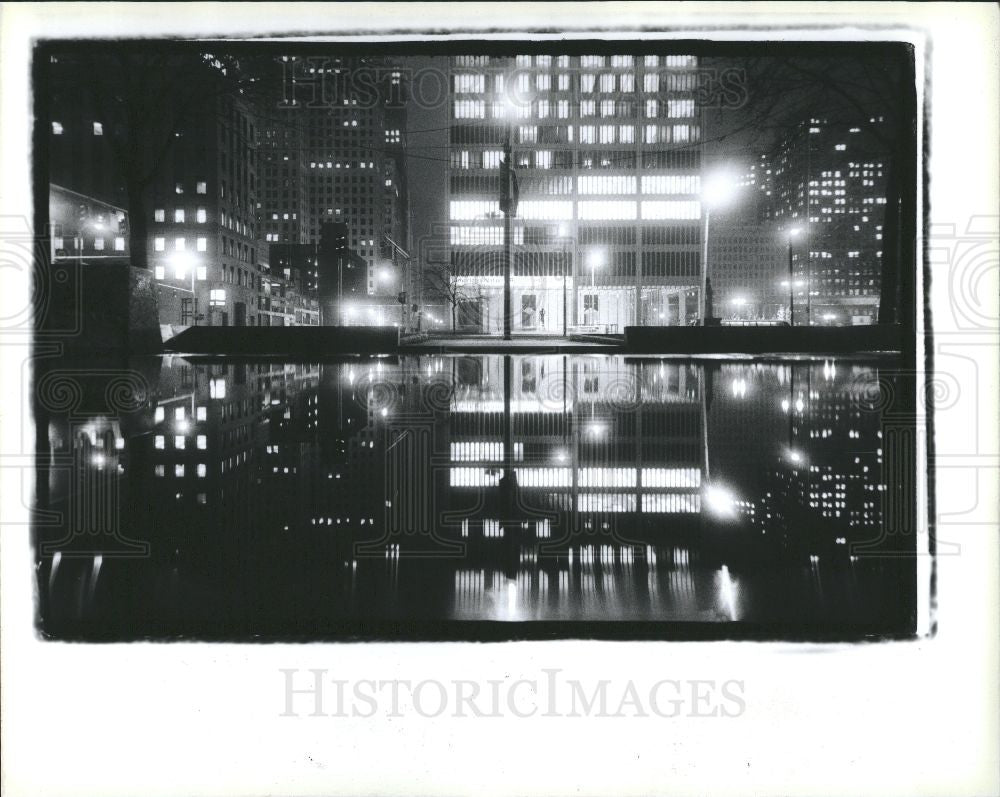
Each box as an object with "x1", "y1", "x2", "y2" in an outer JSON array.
[{"x1": 402, "y1": 56, "x2": 449, "y2": 256}]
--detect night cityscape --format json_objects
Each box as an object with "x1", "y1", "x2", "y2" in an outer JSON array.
[{"x1": 33, "y1": 40, "x2": 920, "y2": 639}]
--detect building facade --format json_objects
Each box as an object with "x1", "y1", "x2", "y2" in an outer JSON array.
[
  {"x1": 767, "y1": 118, "x2": 888, "y2": 325},
  {"x1": 444, "y1": 53, "x2": 705, "y2": 334}
]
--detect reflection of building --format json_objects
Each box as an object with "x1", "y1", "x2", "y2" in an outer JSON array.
[
  {"x1": 445, "y1": 54, "x2": 704, "y2": 333},
  {"x1": 759, "y1": 360, "x2": 886, "y2": 554},
  {"x1": 767, "y1": 119, "x2": 888, "y2": 325},
  {"x1": 38, "y1": 354, "x2": 909, "y2": 636}
]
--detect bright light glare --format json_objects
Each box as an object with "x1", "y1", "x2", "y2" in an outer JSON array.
[
  {"x1": 587, "y1": 249, "x2": 605, "y2": 268},
  {"x1": 702, "y1": 171, "x2": 738, "y2": 208},
  {"x1": 704, "y1": 484, "x2": 736, "y2": 518}
]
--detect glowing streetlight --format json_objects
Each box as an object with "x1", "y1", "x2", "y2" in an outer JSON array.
[
  {"x1": 586, "y1": 248, "x2": 605, "y2": 288},
  {"x1": 703, "y1": 484, "x2": 737, "y2": 519},
  {"x1": 167, "y1": 251, "x2": 201, "y2": 325}
]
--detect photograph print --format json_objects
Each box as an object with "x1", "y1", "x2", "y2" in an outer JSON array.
[{"x1": 33, "y1": 35, "x2": 925, "y2": 641}]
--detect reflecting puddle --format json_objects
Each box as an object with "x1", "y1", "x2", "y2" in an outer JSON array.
[{"x1": 34, "y1": 354, "x2": 917, "y2": 639}]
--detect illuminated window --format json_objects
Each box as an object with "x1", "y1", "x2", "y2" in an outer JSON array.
[
  {"x1": 93, "y1": 238, "x2": 104, "y2": 251},
  {"x1": 175, "y1": 237, "x2": 185, "y2": 251},
  {"x1": 196, "y1": 181, "x2": 207, "y2": 194},
  {"x1": 453, "y1": 73, "x2": 485, "y2": 93},
  {"x1": 52, "y1": 121, "x2": 63, "y2": 134},
  {"x1": 453, "y1": 99, "x2": 485, "y2": 119},
  {"x1": 644, "y1": 73, "x2": 659, "y2": 92},
  {"x1": 640, "y1": 200, "x2": 701, "y2": 220},
  {"x1": 196, "y1": 208, "x2": 207, "y2": 223},
  {"x1": 577, "y1": 200, "x2": 637, "y2": 220},
  {"x1": 449, "y1": 200, "x2": 501, "y2": 220},
  {"x1": 557, "y1": 99, "x2": 569, "y2": 118},
  {"x1": 598, "y1": 125, "x2": 615, "y2": 144},
  {"x1": 174, "y1": 464, "x2": 185, "y2": 478},
  {"x1": 154, "y1": 435, "x2": 165, "y2": 449},
  {"x1": 619, "y1": 125, "x2": 634, "y2": 143},
  {"x1": 196, "y1": 265, "x2": 207, "y2": 281},
  {"x1": 599, "y1": 73, "x2": 615, "y2": 92},
  {"x1": 93, "y1": 122, "x2": 103, "y2": 135},
  {"x1": 600, "y1": 99, "x2": 615, "y2": 117},
  {"x1": 114, "y1": 237, "x2": 125, "y2": 251},
  {"x1": 174, "y1": 209, "x2": 185, "y2": 223},
  {"x1": 667, "y1": 99, "x2": 695, "y2": 117},
  {"x1": 580, "y1": 73, "x2": 596, "y2": 93},
  {"x1": 154, "y1": 209, "x2": 165, "y2": 222},
  {"x1": 154, "y1": 266, "x2": 165, "y2": 279},
  {"x1": 579, "y1": 125, "x2": 596, "y2": 144},
  {"x1": 619, "y1": 73, "x2": 634, "y2": 92},
  {"x1": 154, "y1": 237, "x2": 165, "y2": 252},
  {"x1": 197, "y1": 463, "x2": 207, "y2": 478}
]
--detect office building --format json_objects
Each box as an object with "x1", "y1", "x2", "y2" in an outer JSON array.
[{"x1": 444, "y1": 53, "x2": 704, "y2": 334}]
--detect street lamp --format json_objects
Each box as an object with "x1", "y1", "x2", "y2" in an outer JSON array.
[
  {"x1": 585, "y1": 248, "x2": 604, "y2": 327},
  {"x1": 168, "y1": 251, "x2": 200, "y2": 325},
  {"x1": 700, "y1": 170, "x2": 740, "y2": 325},
  {"x1": 557, "y1": 223, "x2": 572, "y2": 337},
  {"x1": 786, "y1": 227, "x2": 803, "y2": 326}
]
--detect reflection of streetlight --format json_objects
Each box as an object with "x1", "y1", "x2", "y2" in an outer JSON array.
[
  {"x1": 701, "y1": 170, "x2": 740, "y2": 324},
  {"x1": 553, "y1": 448, "x2": 568, "y2": 463},
  {"x1": 703, "y1": 484, "x2": 737, "y2": 518}
]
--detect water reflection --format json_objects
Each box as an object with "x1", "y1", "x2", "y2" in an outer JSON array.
[{"x1": 34, "y1": 354, "x2": 916, "y2": 639}]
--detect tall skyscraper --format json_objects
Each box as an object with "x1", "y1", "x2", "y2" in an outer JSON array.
[
  {"x1": 445, "y1": 53, "x2": 705, "y2": 334},
  {"x1": 767, "y1": 118, "x2": 888, "y2": 325},
  {"x1": 257, "y1": 57, "x2": 410, "y2": 307}
]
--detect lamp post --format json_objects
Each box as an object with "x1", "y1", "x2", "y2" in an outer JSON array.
[
  {"x1": 168, "y1": 251, "x2": 200, "y2": 326},
  {"x1": 586, "y1": 248, "x2": 604, "y2": 327},
  {"x1": 786, "y1": 227, "x2": 802, "y2": 326},
  {"x1": 700, "y1": 171, "x2": 739, "y2": 325},
  {"x1": 557, "y1": 223, "x2": 572, "y2": 338}
]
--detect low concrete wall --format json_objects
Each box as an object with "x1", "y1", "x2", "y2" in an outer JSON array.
[
  {"x1": 41, "y1": 262, "x2": 162, "y2": 354},
  {"x1": 624, "y1": 324, "x2": 905, "y2": 354},
  {"x1": 165, "y1": 325, "x2": 400, "y2": 355}
]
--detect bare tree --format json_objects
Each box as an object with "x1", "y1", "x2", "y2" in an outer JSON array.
[
  {"x1": 50, "y1": 47, "x2": 280, "y2": 269},
  {"x1": 701, "y1": 50, "x2": 916, "y2": 326},
  {"x1": 422, "y1": 257, "x2": 486, "y2": 331}
]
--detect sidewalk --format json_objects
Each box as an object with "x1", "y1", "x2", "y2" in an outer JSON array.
[{"x1": 400, "y1": 334, "x2": 623, "y2": 354}]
